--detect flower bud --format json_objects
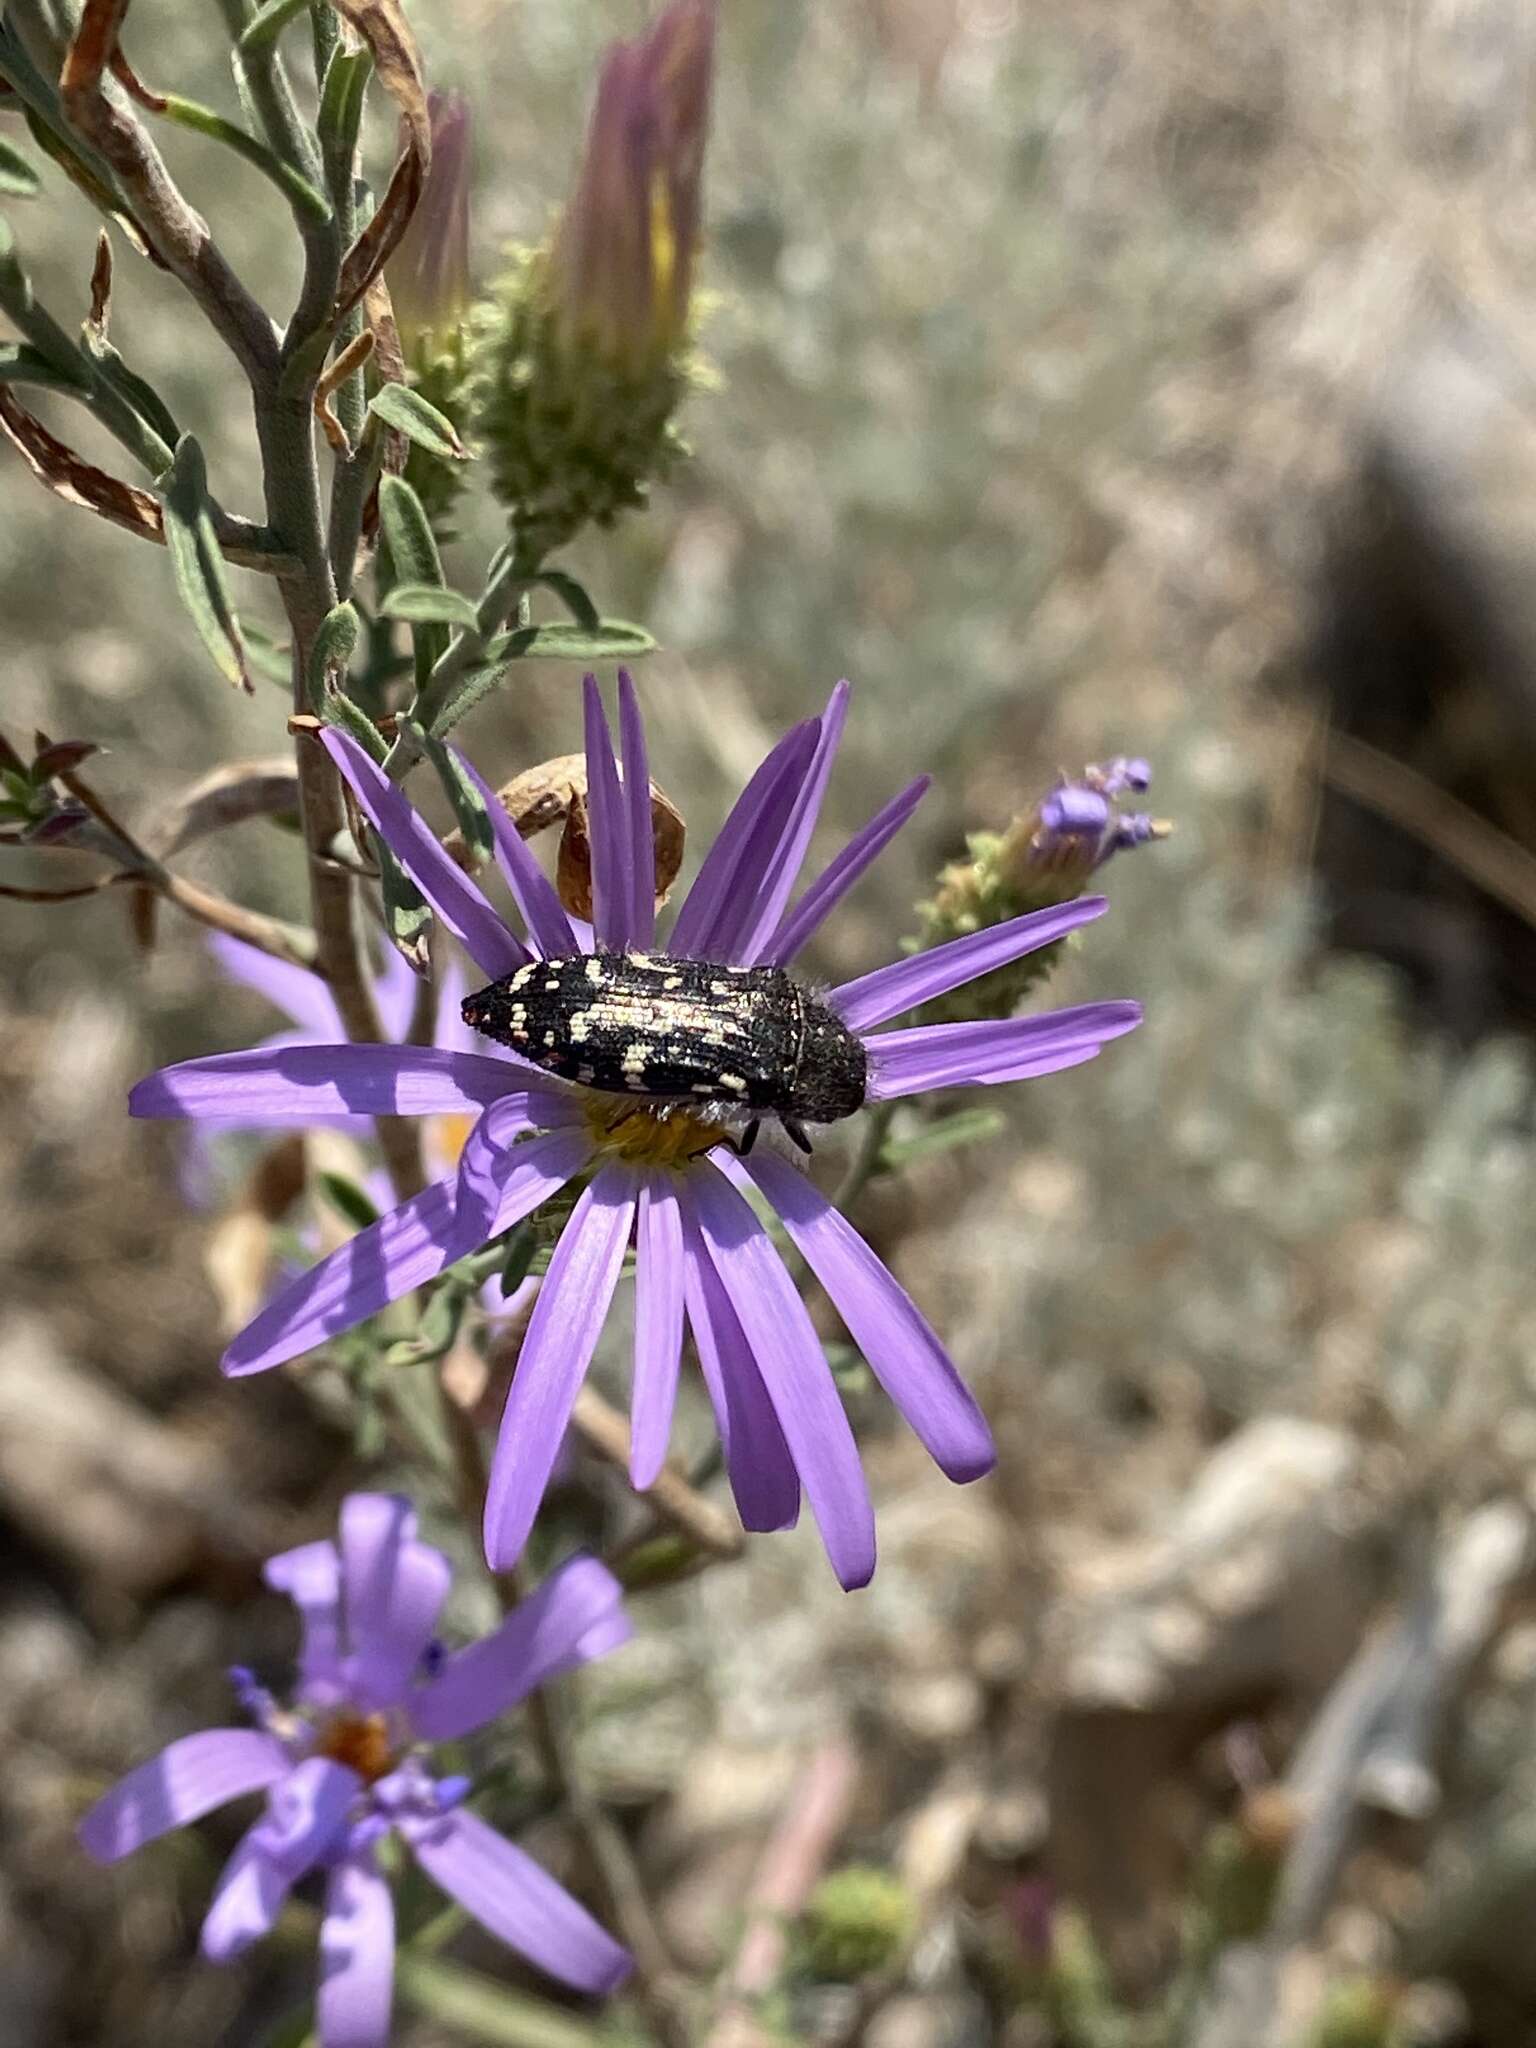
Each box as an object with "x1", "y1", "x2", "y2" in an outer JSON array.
[
  {"x1": 470, "y1": 2, "x2": 716, "y2": 557},
  {"x1": 387, "y1": 90, "x2": 473, "y2": 357},
  {"x1": 913, "y1": 754, "x2": 1169, "y2": 1022},
  {"x1": 797, "y1": 1866, "x2": 915, "y2": 1983},
  {"x1": 386, "y1": 90, "x2": 476, "y2": 531}
]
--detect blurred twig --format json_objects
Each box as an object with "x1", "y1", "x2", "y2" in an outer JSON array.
[
  {"x1": 703, "y1": 1736, "x2": 862, "y2": 2048},
  {"x1": 1324, "y1": 728, "x2": 1536, "y2": 931}
]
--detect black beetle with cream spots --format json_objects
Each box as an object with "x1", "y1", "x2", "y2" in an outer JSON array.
[{"x1": 461, "y1": 951, "x2": 868, "y2": 1154}]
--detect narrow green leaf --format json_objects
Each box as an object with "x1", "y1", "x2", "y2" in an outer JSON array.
[
  {"x1": 880, "y1": 1106, "x2": 1006, "y2": 1169},
  {"x1": 159, "y1": 435, "x2": 253, "y2": 692},
  {"x1": 367, "y1": 382, "x2": 468, "y2": 463},
  {"x1": 378, "y1": 840, "x2": 432, "y2": 973},
  {"x1": 240, "y1": 624, "x2": 296, "y2": 690},
  {"x1": 316, "y1": 687, "x2": 387, "y2": 764},
  {"x1": 381, "y1": 584, "x2": 481, "y2": 631},
  {"x1": 0, "y1": 340, "x2": 87, "y2": 394},
  {"x1": 0, "y1": 215, "x2": 31, "y2": 301},
  {"x1": 0, "y1": 135, "x2": 41, "y2": 197},
  {"x1": 496, "y1": 1225, "x2": 536, "y2": 1301},
  {"x1": 85, "y1": 341, "x2": 182, "y2": 450},
  {"x1": 395, "y1": 1952, "x2": 618, "y2": 2048},
  {"x1": 157, "y1": 94, "x2": 331, "y2": 225},
  {"x1": 317, "y1": 1171, "x2": 382, "y2": 1233},
  {"x1": 486, "y1": 620, "x2": 658, "y2": 665},
  {"x1": 316, "y1": 45, "x2": 372, "y2": 171},
  {"x1": 377, "y1": 476, "x2": 445, "y2": 588},
  {"x1": 238, "y1": 0, "x2": 311, "y2": 53},
  {"x1": 305, "y1": 601, "x2": 361, "y2": 710},
  {"x1": 530, "y1": 568, "x2": 600, "y2": 633},
  {"x1": 399, "y1": 715, "x2": 494, "y2": 863}
]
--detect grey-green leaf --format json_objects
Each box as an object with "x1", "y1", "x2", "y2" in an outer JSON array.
[
  {"x1": 368, "y1": 382, "x2": 468, "y2": 463},
  {"x1": 306, "y1": 601, "x2": 362, "y2": 709},
  {"x1": 486, "y1": 619, "x2": 658, "y2": 664},
  {"x1": 378, "y1": 840, "x2": 432, "y2": 974},
  {"x1": 530, "y1": 569, "x2": 600, "y2": 633},
  {"x1": 380, "y1": 584, "x2": 481, "y2": 631},
  {"x1": 316, "y1": 687, "x2": 387, "y2": 765},
  {"x1": 0, "y1": 136, "x2": 42, "y2": 197},
  {"x1": 0, "y1": 340, "x2": 86, "y2": 394},
  {"x1": 400, "y1": 716, "x2": 494, "y2": 863},
  {"x1": 377, "y1": 475, "x2": 445, "y2": 589},
  {"x1": 158, "y1": 434, "x2": 252, "y2": 692}
]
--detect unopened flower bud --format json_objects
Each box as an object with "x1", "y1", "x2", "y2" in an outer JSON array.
[
  {"x1": 913, "y1": 753, "x2": 1169, "y2": 1021},
  {"x1": 388, "y1": 90, "x2": 473, "y2": 357},
  {"x1": 470, "y1": 1, "x2": 716, "y2": 557},
  {"x1": 386, "y1": 90, "x2": 476, "y2": 530}
]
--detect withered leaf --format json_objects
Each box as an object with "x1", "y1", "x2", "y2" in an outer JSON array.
[{"x1": 330, "y1": 0, "x2": 430, "y2": 320}]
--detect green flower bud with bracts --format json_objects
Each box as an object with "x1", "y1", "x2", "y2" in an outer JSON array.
[
  {"x1": 469, "y1": 1, "x2": 716, "y2": 559},
  {"x1": 914, "y1": 757, "x2": 1169, "y2": 1023}
]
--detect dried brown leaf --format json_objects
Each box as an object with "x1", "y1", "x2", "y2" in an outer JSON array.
[
  {"x1": 87, "y1": 228, "x2": 112, "y2": 342},
  {"x1": 330, "y1": 0, "x2": 430, "y2": 319},
  {"x1": 0, "y1": 384, "x2": 162, "y2": 543}
]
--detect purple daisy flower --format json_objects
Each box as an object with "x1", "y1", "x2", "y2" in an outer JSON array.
[
  {"x1": 79, "y1": 1495, "x2": 633, "y2": 2043},
  {"x1": 131, "y1": 676, "x2": 1140, "y2": 1589}
]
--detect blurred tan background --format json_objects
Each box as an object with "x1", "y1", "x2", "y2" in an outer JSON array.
[{"x1": 6, "y1": 1, "x2": 1536, "y2": 2043}]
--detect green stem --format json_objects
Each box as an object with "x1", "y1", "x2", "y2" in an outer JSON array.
[
  {"x1": 383, "y1": 549, "x2": 536, "y2": 780},
  {"x1": 157, "y1": 93, "x2": 330, "y2": 223}
]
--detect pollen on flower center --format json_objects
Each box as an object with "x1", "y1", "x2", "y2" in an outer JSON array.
[
  {"x1": 316, "y1": 1711, "x2": 396, "y2": 1784},
  {"x1": 583, "y1": 1096, "x2": 720, "y2": 1169}
]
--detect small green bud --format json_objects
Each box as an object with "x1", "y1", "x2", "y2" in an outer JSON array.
[
  {"x1": 1310, "y1": 1976, "x2": 1401, "y2": 2048},
  {"x1": 797, "y1": 1866, "x2": 915, "y2": 1984}
]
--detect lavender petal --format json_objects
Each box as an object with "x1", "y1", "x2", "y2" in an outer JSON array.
[
  {"x1": 583, "y1": 673, "x2": 633, "y2": 952},
  {"x1": 130, "y1": 1045, "x2": 533, "y2": 1124},
  {"x1": 77, "y1": 1730, "x2": 290, "y2": 1863},
  {"x1": 222, "y1": 1128, "x2": 591, "y2": 1377},
  {"x1": 732, "y1": 679, "x2": 848, "y2": 965},
  {"x1": 760, "y1": 775, "x2": 930, "y2": 969},
  {"x1": 263, "y1": 1539, "x2": 344, "y2": 1703},
  {"x1": 318, "y1": 1850, "x2": 395, "y2": 2048},
  {"x1": 666, "y1": 718, "x2": 820, "y2": 961},
  {"x1": 617, "y1": 669, "x2": 655, "y2": 948},
  {"x1": 730, "y1": 1152, "x2": 995, "y2": 1482},
  {"x1": 483, "y1": 1166, "x2": 639, "y2": 1571},
  {"x1": 411, "y1": 1555, "x2": 631, "y2": 1742},
  {"x1": 200, "y1": 1826, "x2": 293, "y2": 1963},
  {"x1": 455, "y1": 753, "x2": 580, "y2": 959},
  {"x1": 338, "y1": 1494, "x2": 453, "y2": 1711},
  {"x1": 371, "y1": 935, "x2": 423, "y2": 1044},
  {"x1": 319, "y1": 729, "x2": 527, "y2": 979},
  {"x1": 864, "y1": 1002, "x2": 1141, "y2": 1100},
  {"x1": 630, "y1": 1175, "x2": 685, "y2": 1490},
  {"x1": 408, "y1": 1809, "x2": 632, "y2": 1995},
  {"x1": 680, "y1": 1200, "x2": 801, "y2": 1533},
  {"x1": 687, "y1": 1166, "x2": 876, "y2": 1588},
  {"x1": 207, "y1": 932, "x2": 342, "y2": 1039},
  {"x1": 252, "y1": 1756, "x2": 361, "y2": 1880},
  {"x1": 831, "y1": 897, "x2": 1109, "y2": 1032},
  {"x1": 454, "y1": 1095, "x2": 592, "y2": 1245}
]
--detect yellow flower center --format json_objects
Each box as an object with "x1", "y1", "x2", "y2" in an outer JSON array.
[
  {"x1": 583, "y1": 1096, "x2": 721, "y2": 1171},
  {"x1": 316, "y1": 1711, "x2": 396, "y2": 1785}
]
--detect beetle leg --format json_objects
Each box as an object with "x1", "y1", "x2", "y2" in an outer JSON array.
[{"x1": 782, "y1": 1118, "x2": 813, "y2": 1155}]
